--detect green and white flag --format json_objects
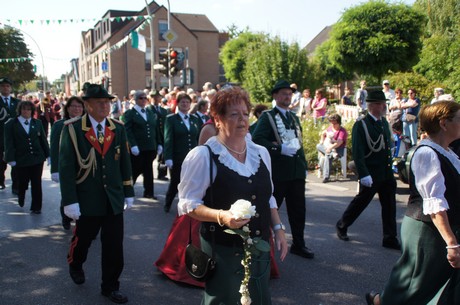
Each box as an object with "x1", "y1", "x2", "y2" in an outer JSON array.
[{"x1": 131, "y1": 31, "x2": 146, "y2": 53}]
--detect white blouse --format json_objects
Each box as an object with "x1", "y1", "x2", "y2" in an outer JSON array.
[
  {"x1": 177, "y1": 136, "x2": 278, "y2": 215},
  {"x1": 412, "y1": 139, "x2": 460, "y2": 215}
]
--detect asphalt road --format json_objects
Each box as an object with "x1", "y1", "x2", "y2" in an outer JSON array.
[{"x1": 0, "y1": 162, "x2": 409, "y2": 305}]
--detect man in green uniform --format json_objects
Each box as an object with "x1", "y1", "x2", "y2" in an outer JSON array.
[
  {"x1": 252, "y1": 80, "x2": 314, "y2": 259},
  {"x1": 59, "y1": 83, "x2": 134, "y2": 304},
  {"x1": 336, "y1": 90, "x2": 401, "y2": 250},
  {"x1": 123, "y1": 90, "x2": 162, "y2": 199},
  {"x1": 148, "y1": 90, "x2": 169, "y2": 180},
  {"x1": 0, "y1": 77, "x2": 20, "y2": 191}
]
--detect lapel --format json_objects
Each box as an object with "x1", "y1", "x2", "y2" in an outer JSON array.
[
  {"x1": 176, "y1": 113, "x2": 189, "y2": 131},
  {"x1": 82, "y1": 115, "x2": 115, "y2": 156}
]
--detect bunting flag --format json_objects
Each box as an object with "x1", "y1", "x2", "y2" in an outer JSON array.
[
  {"x1": 0, "y1": 57, "x2": 32, "y2": 63},
  {"x1": 101, "y1": 18, "x2": 150, "y2": 55},
  {"x1": 1, "y1": 15, "x2": 149, "y2": 26},
  {"x1": 131, "y1": 31, "x2": 146, "y2": 52}
]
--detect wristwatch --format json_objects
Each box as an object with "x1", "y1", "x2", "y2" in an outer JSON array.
[{"x1": 273, "y1": 223, "x2": 286, "y2": 231}]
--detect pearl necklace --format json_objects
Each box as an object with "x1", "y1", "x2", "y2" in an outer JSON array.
[{"x1": 219, "y1": 138, "x2": 247, "y2": 156}]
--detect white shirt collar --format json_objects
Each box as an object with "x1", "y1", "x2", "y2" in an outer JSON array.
[
  {"x1": 18, "y1": 116, "x2": 30, "y2": 123},
  {"x1": 134, "y1": 104, "x2": 146, "y2": 113},
  {"x1": 178, "y1": 111, "x2": 188, "y2": 119},
  {"x1": 368, "y1": 113, "x2": 381, "y2": 121},
  {"x1": 88, "y1": 114, "x2": 106, "y2": 129},
  {"x1": 275, "y1": 105, "x2": 288, "y2": 116}
]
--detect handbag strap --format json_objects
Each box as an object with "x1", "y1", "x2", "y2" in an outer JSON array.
[{"x1": 188, "y1": 145, "x2": 215, "y2": 259}]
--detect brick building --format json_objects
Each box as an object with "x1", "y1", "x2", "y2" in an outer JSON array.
[{"x1": 75, "y1": 1, "x2": 222, "y2": 97}]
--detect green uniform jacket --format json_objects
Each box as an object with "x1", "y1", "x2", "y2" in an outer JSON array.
[
  {"x1": 50, "y1": 119, "x2": 65, "y2": 173},
  {"x1": 252, "y1": 108, "x2": 307, "y2": 181},
  {"x1": 148, "y1": 104, "x2": 169, "y2": 143},
  {"x1": 352, "y1": 114, "x2": 394, "y2": 182},
  {"x1": 0, "y1": 97, "x2": 20, "y2": 151},
  {"x1": 164, "y1": 113, "x2": 200, "y2": 164},
  {"x1": 4, "y1": 117, "x2": 49, "y2": 167},
  {"x1": 59, "y1": 114, "x2": 134, "y2": 216},
  {"x1": 122, "y1": 108, "x2": 162, "y2": 151}
]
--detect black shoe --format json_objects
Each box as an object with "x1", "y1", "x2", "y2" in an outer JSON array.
[
  {"x1": 101, "y1": 290, "x2": 128, "y2": 304},
  {"x1": 164, "y1": 204, "x2": 171, "y2": 213},
  {"x1": 322, "y1": 177, "x2": 330, "y2": 183},
  {"x1": 290, "y1": 245, "x2": 314, "y2": 259},
  {"x1": 382, "y1": 238, "x2": 401, "y2": 250},
  {"x1": 158, "y1": 176, "x2": 168, "y2": 181},
  {"x1": 336, "y1": 222, "x2": 349, "y2": 241},
  {"x1": 12, "y1": 188, "x2": 18, "y2": 195},
  {"x1": 18, "y1": 199, "x2": 24, "y2": 208},
  {"x1": 30, "y1": 210, "x2": 41, "y2": 214},
  {"x1": 365, "y1": 291, "x2": 379, "y2": 305},
  {"x1": 62, "y1": 220, "x2": 71, "y2": 230},
  {"x1": 143, "y1": 194, "x2": 158, "y2": 200},
  {"x1": 69, "y1": 265, "x2": 85, "y2": 285}
]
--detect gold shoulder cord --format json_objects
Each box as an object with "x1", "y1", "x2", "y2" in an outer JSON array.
[{"x1": 68, "y1": 123, "x2": 97, "y2": 184}]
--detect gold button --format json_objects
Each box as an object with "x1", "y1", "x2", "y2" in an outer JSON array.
[
  {"x1": 248, "y1": 179, "x2": 252, "y2": 184},
  {"x1": 251, "y1": 195, "x2": 256, "y2": 200},
  {"x1": 255, "y1": 230, "x2": 261, "y2": 235},
  {"x1": 255, "y1": 213, "x2": 260, "y2": 218}
]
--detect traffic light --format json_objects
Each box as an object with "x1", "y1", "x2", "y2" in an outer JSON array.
[
  {"x1": 158, "y1": 50, "x2": 169, "y2": 76},
  {"x1": 169, "y1": 48, "x2": 178, "y2": 76}
]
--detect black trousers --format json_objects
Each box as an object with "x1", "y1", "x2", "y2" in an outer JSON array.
[
  {"x1": 156, "y1": 153, "x2": 167, "y2": 179},
  {"x1": 131, "y1": 150, "x2": 156, "y2": 196},
  {"x1": 337, "y1": 178, "x2": 397, "y2": 239},
  {"x1": 67, "y1": 213, "x2": 124, "y2": 292},
  {"x1": 16, "y1": 163, "x2": 44, "y2": 211},
  {"x1": 165, "y1": 162, "x2": 182, "y2": 208},
  {"x1": 273, "y1": 179, "x2": 306, "y2": 248},
  {"x1": 0, "y1": 152, "x2": 17, "y2": 190}
]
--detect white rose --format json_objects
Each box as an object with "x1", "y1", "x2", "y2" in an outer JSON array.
[
  {"x1": 240, "y1": 295, "x2": 252, "y2": 305},
  {"x1": 247, "y1": 238, "x2": 253, "y2": 245},
  {"x1": 229, "y1": 199, "x2": 256, "y2": 220}
]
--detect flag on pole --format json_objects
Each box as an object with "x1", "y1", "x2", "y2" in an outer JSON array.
[{"x1": 131, "y1": 31, "x2": 146, "y2": 53}]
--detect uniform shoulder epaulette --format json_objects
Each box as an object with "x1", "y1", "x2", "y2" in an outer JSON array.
[
  {"x1": 166, "y1": 113, "x2": 175, "y2": 118},
  {"x1": 356, "y1": 115, "x2": 365, "y2": 121},
  {"x1": 110, "y1": 118, "x2": 125, "y2": 125},
  {"x1": 64, "y1": 116, "x2": 81, "y2": 125}
]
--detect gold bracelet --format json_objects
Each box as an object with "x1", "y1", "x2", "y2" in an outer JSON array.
[{"x1": 217, "y1": 209, "x2": 224, "y2": 227}]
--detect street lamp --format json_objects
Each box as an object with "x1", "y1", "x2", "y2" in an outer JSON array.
[{"x1": 6, "y1": 25, "x2": 46, "y2": 91}]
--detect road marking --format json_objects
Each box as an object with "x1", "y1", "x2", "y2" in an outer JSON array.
[{"x1": 307, "y1": 182, "x2": 349, "y2": 192}]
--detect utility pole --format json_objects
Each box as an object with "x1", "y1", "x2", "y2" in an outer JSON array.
[
  {"x1": 166, "y1": 0, "x2": 172, "y2": 91},
  {"x1": 145, "y1": 0, "x2": 155, "y2": 89}
]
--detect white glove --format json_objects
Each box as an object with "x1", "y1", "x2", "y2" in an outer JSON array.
[
  {"x1": 157, "y1": 145, "x2": 163, "y2": 155},
  {"x1": 47, "y1": 157, "x2": 51, "y2": 166},
  {"x1": 124, "y1": 197, "x2": 134, "y2": 210},
  {"x1": 64, "y1": 203, "x2": 81, "y2": 220},
  {"x1": 8, "y1": 161, "x2": 16, "y2": 167},
  {"x1": 165, "y1": 159, "x2": 173, "y2": 169},
  {"x1": 131, "y1": 146, "x2": 140, "y2": 156},
  {"x1": 51, "y1": 172, "x2": 60, "y2": 183},
  {"x1": 280, "y1": 144, "x2": 297, "y2": 157},
  {"x1": 360, "y1": 175, "x2": 373, "y2": 188}
]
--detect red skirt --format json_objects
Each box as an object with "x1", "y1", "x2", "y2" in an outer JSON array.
[{"x1": 154, "y1": 215, "x2": 280, "y2": 288}]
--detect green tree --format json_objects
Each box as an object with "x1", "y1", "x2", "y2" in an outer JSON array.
[
  {"x1": 413, "y1": 0, "x2": 460, "y2": 100},
  {"x1": 317, "y1": 1, "x2": 425, "y2": 82},
  {"x1": 0, "y1": 26, "x2": 35, "y2": 88},
  {"x1": 242, "y1": 37, "x2": 311, "y2": 103},
  {"x1": 219, "y1": 32, "x2": 266, "y2": 84}
]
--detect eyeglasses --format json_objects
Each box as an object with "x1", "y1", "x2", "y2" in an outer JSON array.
[{"x1": 408, "y1": 92, "x2": 415, "y2": 95}]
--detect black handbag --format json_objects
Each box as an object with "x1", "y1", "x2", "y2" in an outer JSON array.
[{"x1": 185, "y1": 145, "x2": 216, "y2": 282}]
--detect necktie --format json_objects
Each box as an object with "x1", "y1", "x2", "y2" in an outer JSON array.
[
  {"x1": 97, "y1": 124, "x2": 104, "y2": 145},
  {"x1": 4, "y1": 97, "x2": 8, "y2": 107},
  {"x1": 24, "y1": 120, "x2": 29, "y2": 125},
  {"x1": 141, "y1": 108, "x2": 145, "y2": 113},
  {"x1": 184, "y1": 115, "x2": 188, "y2": 120}
]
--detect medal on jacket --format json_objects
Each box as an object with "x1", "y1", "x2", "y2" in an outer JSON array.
[{"x1": 115, "y1": 145, "x2": 120, "y2": 160}]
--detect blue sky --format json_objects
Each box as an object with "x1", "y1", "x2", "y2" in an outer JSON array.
[{"x1": 0, "y1": 0, "x2": 415, "y2": 81}]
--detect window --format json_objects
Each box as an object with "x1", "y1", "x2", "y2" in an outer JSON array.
[{"x1": 158, "y1": 20, "x2": 168, "y2": 41}]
